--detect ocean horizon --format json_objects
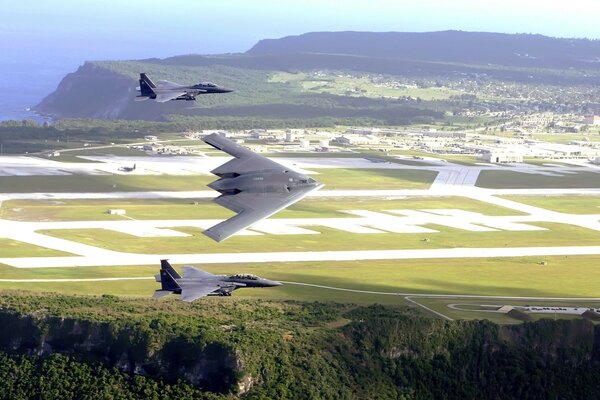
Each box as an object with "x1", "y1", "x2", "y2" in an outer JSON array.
[{"x1": 0, "y1": 62, "x2": 73, "y2": 123}]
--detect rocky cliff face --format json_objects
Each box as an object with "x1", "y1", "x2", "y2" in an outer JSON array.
[{"x1": 35, "y1": 62, "x2": 136, "y2": 119}]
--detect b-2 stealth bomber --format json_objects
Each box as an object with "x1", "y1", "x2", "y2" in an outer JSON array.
[
  {"x1": 202, "y1": 133, "x2": 324, "y2": 242},
  {"x1": 136, "y1": 73, "x2": 233, "y2": 103},
  {"x1": 153, "y1": 259, "x2": 282, "y2": 302}
]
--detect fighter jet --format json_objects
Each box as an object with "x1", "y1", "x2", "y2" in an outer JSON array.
[
  {"x1": 136, "y1": 73, "x2": 233, "y2": 103},
  {"x1": 153, "y1": 259, "x2": 282, "y2": 302},
  {"x1": 202, "y1": 133, "x2": 324, "y2": 242}
]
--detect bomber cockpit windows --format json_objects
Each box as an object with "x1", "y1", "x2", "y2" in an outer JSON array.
[{"x1": 231, "y1": 274, "x2": 259, "y2": 280}]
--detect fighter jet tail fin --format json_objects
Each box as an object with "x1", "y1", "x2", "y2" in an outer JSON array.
[
  {"x1": 160, "y1": 259, "x2": 181, "y2": 279},
  {"x1": 139, "y1": 73, "x2": 157, "y2": 97},
  {"x1": 159, "y1": 268, "x2": 180, "y2": 292}
]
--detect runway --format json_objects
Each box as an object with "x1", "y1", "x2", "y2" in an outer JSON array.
[{"x1": 1, "y1": 155, "x2": 599, "y2": 269}]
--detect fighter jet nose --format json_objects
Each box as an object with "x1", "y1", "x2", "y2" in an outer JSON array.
[
  {"x1": 221, "y1": 87, "x2": 234, "y2": 93},
  {"x1": 270, "y1": 280, "x2": 283, "y2": 286}
]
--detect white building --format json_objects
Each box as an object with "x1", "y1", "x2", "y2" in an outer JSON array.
[
  {"x1": 333, "y1": 135, "x2": 380, "y2": 146},
  {"x1": 107, "y1": 209, "x2": 126, "y2": 215},
  {"x1": 481, "y1": 152, "x2": 523, "y2": 164}
]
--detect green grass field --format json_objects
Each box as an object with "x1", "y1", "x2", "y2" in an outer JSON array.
[
  {"x1": 0, "y1": 167, "x2": 436, "y2": 194},
  {"x1": 532, "y1": 133, "x2": 600, "y2": 144},
  {"x1": 1, "y1": 196, "x2": 519, "y2": 222},
  {"x1": 38, "y1": 222, "x2": 600, "y2": 255},
  {"x1": 498, "y1": 195, "x2": 600, "y2": 214},
  {"x1": 0, "y1": 239, "x2": 71, "y2": 257},
  {"x1": 477, "y1": 170, "x2": 600, "y2": 189},
  {"x1": 0, "y1": 175, "x2": 214, "y2": 193},
  {"x1": 1, "y1": 255, "x2": 599, "y2": 302},
  {"x1": 308, "y1": 168, "x2": 437, "y2": 189}
]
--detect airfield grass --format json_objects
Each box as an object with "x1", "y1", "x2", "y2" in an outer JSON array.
[
  {"x1": 0, "y1": 168, "x2": 435, "y2": 194},
  {"x1": 413, "y1": 298, "x2": 600, "y2": 324},
  {"x1": 0, "y1": 239, "x2": 70, "y2": 258},
  {"x1": 532, "y1": 133, "x2": 600, "y2": 144},
  {"x1": 38, "y1": 222, "x2": 600, "y2": 255},
  {"x1": 268, "y1": 151, "x2": 438, "y2": 166},
  {"x1": 1, "y1": 196, "x2": 522, "y2": 221},
  {"x1": 65, "y1": 147, "x2": 150, "y2": 157},
  {"x1": 306, "y1": 168, "x2": 437, "y2": 189},
  {"x1": 477, "y1": 170, "x2": 600, "y2": 189},
  {"x1": 498, "y1": 195, "x2": 600, "y2": 214},
  {"x1": 0, "y1": 175, "x2": 214, "y2": 193},
  {"x1": 521, "y1": 158, "x2": 573, "y2": 167},
  {"x1": 1, "y1": 255, "x2": 600, "y2": 303}
]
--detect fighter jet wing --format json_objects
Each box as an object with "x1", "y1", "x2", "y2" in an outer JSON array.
[
  {"x1": 203, "y1": 133, "x2": 284, "y2": 174},
  {"x1": 157, "y1": 80, "x2": 182, "y2": 88},
  {"x1": 203, "y1": 186, "x2": 320, "y2": 242},
  {"x1": 180, "y1": 285, "x2": 221, "y2": 302},
  {"x1": 182, "y1": 266, "x2": 215, "y2": 280},
  {"x1": 155, "y1": 91, "x2": 187, "y2": 103}
]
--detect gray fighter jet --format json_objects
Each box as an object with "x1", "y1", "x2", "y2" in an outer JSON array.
[
  {"x1": 153, "y1": 260, "x2": 282, "y2": 301},
  {"x1": 136, "y1": 73, "x2": 233, "y2": 103},
  {"x1": 202, "y1": 133, "x2": 324, "y2": 242}
]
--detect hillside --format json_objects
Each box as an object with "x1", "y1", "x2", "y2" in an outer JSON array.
[
  {"x1": 35, "y1": 30, "x2": 600, "y2": 123},
  {"x1": 1, "y1": 291, "x2": 600, "y2": 399},
  {"x1": 249, "y1": 30, "x2": 600, "y2": 69}
]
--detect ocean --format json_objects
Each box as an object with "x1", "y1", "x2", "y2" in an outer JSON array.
[{"x1": 0, "y1": 63, "x2": 73, "y2": 123}]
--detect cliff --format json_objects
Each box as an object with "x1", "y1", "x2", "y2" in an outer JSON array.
[{"x1": 0, "y1": 292, "x2": 599, "y2": 399}]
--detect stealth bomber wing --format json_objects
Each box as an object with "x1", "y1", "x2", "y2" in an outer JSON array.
[{"x1": 202, "y1": 133, "x2": 324, "y2": 242}]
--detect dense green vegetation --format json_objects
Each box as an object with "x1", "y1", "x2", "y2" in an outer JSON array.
[
  {"x1": 0, "y1": 291, "x2": 599, "y2": 399},
  {"x1": 0, "y1": 353, "x2": 220, "y2": 400},
  {"x1": 34, "y1": 61, "x2": 446, "y2": 127}
]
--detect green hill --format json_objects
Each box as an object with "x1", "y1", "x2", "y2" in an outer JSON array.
[
  {"x1": 1, "y1": 291, "x2": 600, "y2": 399},
  {"x1": 35, "y1": 60, "x2": 442, "y2": 125}
]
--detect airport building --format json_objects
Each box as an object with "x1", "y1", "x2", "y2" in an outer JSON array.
[
  {"x1": 333, "y1": 135, "x2": 381, "y2": 145},
  {"x1": 481, "y1": 152, "x2": 523, "y2": 163}
]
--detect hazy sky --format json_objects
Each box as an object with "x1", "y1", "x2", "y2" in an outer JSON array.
[{"x1": 3, "y1": 0, "x2": 600, "y2": 67}]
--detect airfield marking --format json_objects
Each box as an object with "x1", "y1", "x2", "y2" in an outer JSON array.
[
  {"x1": 279, "y1": 281, "x2": 600, "y2": 301},
  {"x1": 404, "y1": 296, "x2": 453, "y2": 320}
]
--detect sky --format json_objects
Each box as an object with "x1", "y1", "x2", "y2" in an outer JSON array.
[{"x1": 3, "y1": 0, "x2": 600, "y2": 68}]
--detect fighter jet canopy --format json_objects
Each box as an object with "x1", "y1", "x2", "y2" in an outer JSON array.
[{"x1": 230, "y1": 274, "x2": 259, "y2": 280}]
